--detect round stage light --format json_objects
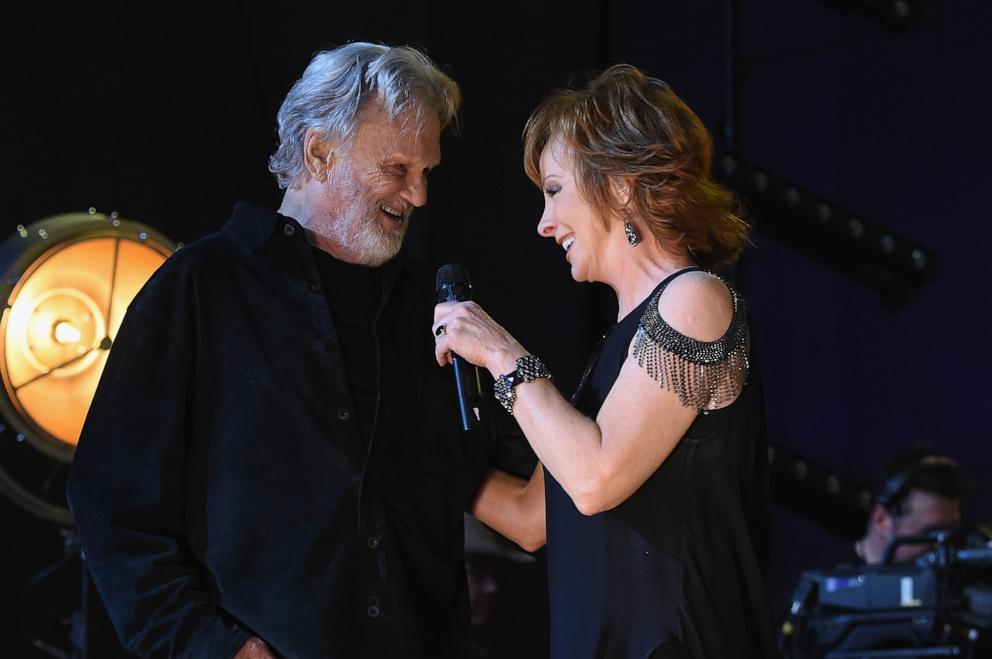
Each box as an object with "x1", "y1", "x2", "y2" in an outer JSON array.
[{"x1": 0, "y1": 211, "x2": 175, "y2": 524}]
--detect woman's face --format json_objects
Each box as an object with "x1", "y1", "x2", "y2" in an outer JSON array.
[{"x1": 536, "y1": 138, "x2": 614, "y2": 283}]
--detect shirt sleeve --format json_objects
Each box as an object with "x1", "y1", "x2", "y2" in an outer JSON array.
[
  {"x1": 67, "y1": 264, "x2": 252, "y2": 659},
  {"x1": 631, "y1": 281, "x2": 750, "y2": 410}
]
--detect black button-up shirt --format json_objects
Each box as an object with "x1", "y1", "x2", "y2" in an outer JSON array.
[
  {"x1": 310, "y1": 247, "x2": 382, "y2": 446},
  {"x1": 68, "y1": 202, "x2": 508, "y2": 658}
]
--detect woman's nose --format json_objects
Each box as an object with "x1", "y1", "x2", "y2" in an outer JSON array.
[{"x1": 537, "y1": 208, "x2": 556, "y2": 237}]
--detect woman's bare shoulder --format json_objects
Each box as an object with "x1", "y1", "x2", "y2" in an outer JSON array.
[{"x1": 654, "y1": 270, "x2": 736, "y2": 342}]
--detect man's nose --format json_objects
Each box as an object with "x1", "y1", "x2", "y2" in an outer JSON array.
[{"x1": 401, "y1": 173, "x2": 428, "y2": 208}]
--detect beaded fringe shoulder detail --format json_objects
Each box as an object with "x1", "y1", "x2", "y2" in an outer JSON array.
[{"x1": 631, "y1": 278, "x2": 750, "y2": 410}]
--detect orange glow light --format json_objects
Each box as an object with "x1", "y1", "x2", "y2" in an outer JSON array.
[{"x1": 0, "y1": 224, "x2": 172, "y2": 453}]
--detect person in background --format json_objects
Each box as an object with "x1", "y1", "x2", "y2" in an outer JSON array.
[
  {"x1": 463, "y1": 513, "x2": 535, "y2": 659},
  {"x1": 846, "y1": 447, "x2": 971, "y2": 566},
  {"x1": 778, "y1": 449, "x2": 975, "y2": 657}
]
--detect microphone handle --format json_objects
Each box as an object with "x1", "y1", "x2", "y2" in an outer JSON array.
[
  {"x1": 438, "y1": 286, "x2": 482, "y2": 431},
  {"x1": 453, "y1": 354, "x2": 482, "y2": 431}
]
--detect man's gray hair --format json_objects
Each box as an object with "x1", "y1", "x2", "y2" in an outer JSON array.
[{"x1": 269, "y1": 42, "x2": 461, "y2": 189}]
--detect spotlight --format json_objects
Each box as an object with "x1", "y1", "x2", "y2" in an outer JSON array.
[
  {"x1": 847, "y1": 218, "x2": 865, "y2": 239},
  {"x1": 814, "y1": 0, "x2": 923, "y2": 32},
  {"x1": 0, "y1": 210, "x2": 175, "y2": 524},
  {"x1": 784, "y1": 187, "x2": 801, "y2": 208},
  {"x1": 718, "y1": 155, "x2": 936, "y2": 308},
  {"x1": 879, "y1": 234, "x2": 896, "y2": 255},
  {"x1": 768, "y1": 442, "x2": 870, "y2": 540}
]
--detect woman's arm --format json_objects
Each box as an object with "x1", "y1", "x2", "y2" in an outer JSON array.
[
  {"x1": 434, "y1": 273, "x2": 735, "y2": 516},
  {"x1": 506, "y1": 352, "x2": 698, "y2": 515},
  {"x1": 471, "y1": 464, "x2": 546, "y2": 552}
]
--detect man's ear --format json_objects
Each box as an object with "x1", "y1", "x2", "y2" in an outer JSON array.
[
  {"x1": 303, "y1": 128, "x2": 336, "y2": 182},
  {"x1": 870, "y1": 503, "x2": 893, "y2": 539}
]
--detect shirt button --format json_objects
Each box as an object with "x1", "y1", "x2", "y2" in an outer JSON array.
[
  {"x1": 367, "y1": 535, "x2": 381, "y2": 549},
  {"x1": 367, "y1": 605, "x2": 380, "y2": 618},
  {"x1": 282, "y1": 223, "x2": 295, "y2": 236},
  {"x1": 309, "y1": 282, "x2": 320, "y2": 293},
  {"x1": 336, "y1": 408, "x2": 351, "y2": 421}
]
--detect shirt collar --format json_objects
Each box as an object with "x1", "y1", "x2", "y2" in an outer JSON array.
[
  {"x1": 222, "y1": 201, "x2": 411, "y2": 291},
  {"x1": 223, "y1": 201, "x2": 289, "y2": 251}
]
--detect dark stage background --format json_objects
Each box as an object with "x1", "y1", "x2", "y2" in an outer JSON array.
[{"x1": 2, "y1": 0, "x2": 990, "y2": 656}]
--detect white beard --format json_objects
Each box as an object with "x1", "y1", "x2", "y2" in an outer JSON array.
[
  {"x1": 317, "y1": 163, "x2": 407, "y2": 267},
  {"x1": 326, "y1": 204, "x2": 404, "y2": 267}
]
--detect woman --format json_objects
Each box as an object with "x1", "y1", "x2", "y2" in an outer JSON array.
[{"x1": 434, "y1": 65, "x2": 777, "y2": 658}]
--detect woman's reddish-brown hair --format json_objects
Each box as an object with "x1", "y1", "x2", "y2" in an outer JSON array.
[{"x1": 523, "y1": 64, "x2": 747, "y2": 271}]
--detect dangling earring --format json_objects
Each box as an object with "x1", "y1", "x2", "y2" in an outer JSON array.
[
  {"x1": 679, "y1": 232, "x2": 700, "y2": 265},
  {"x1": 622, "y1": 209, "x2": 640, "y2": 247}
]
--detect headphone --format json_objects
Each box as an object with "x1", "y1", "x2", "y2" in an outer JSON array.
[{"x1": 875, "y1": 454, "x2": 960, "y2": 512}]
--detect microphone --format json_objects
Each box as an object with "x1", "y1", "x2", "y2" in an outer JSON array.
[{"x1": 435, "y1": 264, "x2": 483, "y2": 431}]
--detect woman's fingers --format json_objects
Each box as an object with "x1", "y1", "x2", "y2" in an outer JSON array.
[
  {"x1": 434, "y1": 335, "x2": 453, "y2": 367},
  {"x1": 433, "y1": 300, "x2": 467, "y2": 329},
  {"x1": 431, "y1": 301, "x2": 523, "y2": 373},
  {"x1": 432, "y1": 303, "x2": 491, "y2": 369}
]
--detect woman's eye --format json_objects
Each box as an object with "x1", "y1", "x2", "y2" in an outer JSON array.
[{"x1": 544, "y1": 186, "x2": 560, "y2": 197}]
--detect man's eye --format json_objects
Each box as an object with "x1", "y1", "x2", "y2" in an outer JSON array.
[{"x1": 387, "y1": 164, "x2": 407, "y2": 176}]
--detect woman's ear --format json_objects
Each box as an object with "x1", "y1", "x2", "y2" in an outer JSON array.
[{"x1": 609, "y1": 177, "x2": 635, "y2": 209}]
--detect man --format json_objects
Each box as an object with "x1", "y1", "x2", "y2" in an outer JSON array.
[
  {"x1": 68, "y1": 43, "x2": 499, "y2": 659},
  {"x1": 777, "y1": 448, "x2": 973, "y2": 657},
  {"x1": 847, "y1": 448, "x2": 970, "y2": 566}
]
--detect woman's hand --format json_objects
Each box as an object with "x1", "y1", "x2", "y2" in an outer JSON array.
[{"x1": 432, "y1": 301, "x2": 528, "y2": 376}]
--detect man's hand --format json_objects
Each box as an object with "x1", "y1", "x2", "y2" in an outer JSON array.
[{"x1": 234, "y1": 637, "x2": 275, "y2": 659}]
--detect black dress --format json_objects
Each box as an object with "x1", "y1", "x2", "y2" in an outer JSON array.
[{"x1": 544, "y1": 268, "x2": 778, "y2": 658}]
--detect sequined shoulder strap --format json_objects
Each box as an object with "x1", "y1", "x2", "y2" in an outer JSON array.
[{"x1": 631, "y1": 274, "x2": 750, "y2": 410}]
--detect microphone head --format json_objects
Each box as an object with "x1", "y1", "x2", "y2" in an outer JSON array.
[
  {"x1": 436, "y1": 263, "x2": 473, "y2": 302},
  {"x1": 436, "y1": 263, "x2": 470, "y2": 289}
]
